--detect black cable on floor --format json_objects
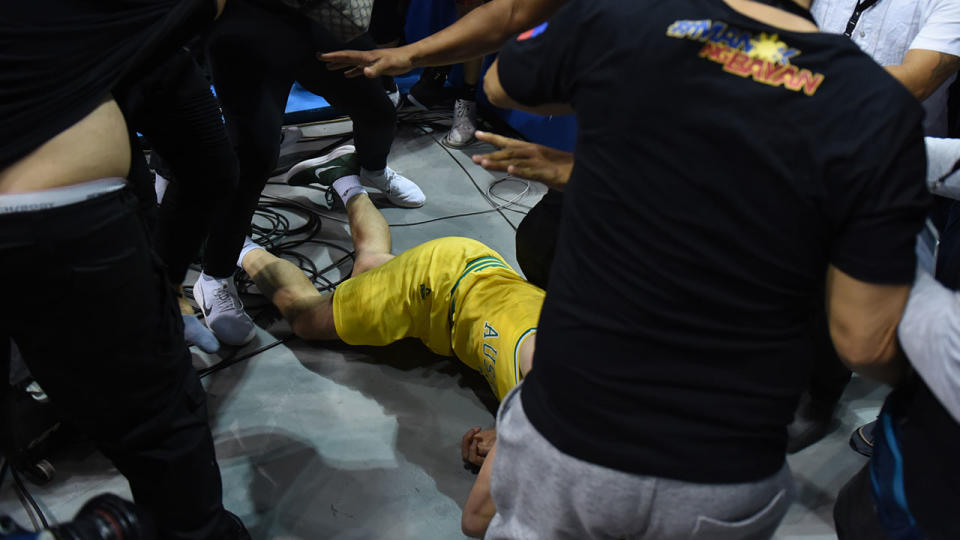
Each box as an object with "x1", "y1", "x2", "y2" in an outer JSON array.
[
  {"x1": 197, "y1": 336, "x2": 294, "y2": 380},
  {"x1": 11, "y1": 467, "x2": 48, "y2": 530}
]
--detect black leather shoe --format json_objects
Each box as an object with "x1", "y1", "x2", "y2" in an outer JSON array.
[{"x1": 849, "y1": 419, "x2": 877, "y2": 458}]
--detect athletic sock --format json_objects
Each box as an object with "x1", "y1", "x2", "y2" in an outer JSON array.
[
  {"x1": 237, "y1": 236, "x2": 265, "y2": 267},
  {"x1": 333, "y1": 174, "x2": 367, "y2": 204}
]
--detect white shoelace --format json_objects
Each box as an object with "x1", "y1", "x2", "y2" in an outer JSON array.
[{"x1": 213, "y1": 283, "x2": 241, "y2": 313}]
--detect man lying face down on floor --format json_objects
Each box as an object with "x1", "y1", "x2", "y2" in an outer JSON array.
[{"x1": 237, "y1": 146, "x2": 546, "y2": 535}]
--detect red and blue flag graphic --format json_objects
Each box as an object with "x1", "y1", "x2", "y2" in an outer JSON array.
[{"x1": 517, "y1": 22, "x2": 548, "y2": 41}]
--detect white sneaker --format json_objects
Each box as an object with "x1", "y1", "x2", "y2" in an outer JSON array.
[
  {"x1": 193, "y1": 272, "x2": 257, "y2": 346},
  {"x1": 444, "y1": 99, "x2": 477, "y2": 147},
  {"x1": 360, "y1": 166, "x2": 425, "y2": 208}
]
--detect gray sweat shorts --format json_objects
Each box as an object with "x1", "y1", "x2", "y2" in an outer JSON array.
[{"x1": 485, "y1": 384, "x2": 795, "y2": 539}]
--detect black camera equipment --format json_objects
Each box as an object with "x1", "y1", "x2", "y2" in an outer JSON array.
[{"x1": 0, "y1": 493, "x2": 155, "y2": 540}]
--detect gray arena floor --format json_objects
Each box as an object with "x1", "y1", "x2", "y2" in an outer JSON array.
[{"x1": 0, "y1": 121, "x2": 886, "y2": 539}]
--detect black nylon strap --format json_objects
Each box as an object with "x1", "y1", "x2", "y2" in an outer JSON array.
[{"x1": 844, "y1": 0, "x2": 882, "y2": 37}]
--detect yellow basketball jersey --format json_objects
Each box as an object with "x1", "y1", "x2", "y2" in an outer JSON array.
[{"x1": 332, "y1": 237, "x2": 544, "y2": 400}]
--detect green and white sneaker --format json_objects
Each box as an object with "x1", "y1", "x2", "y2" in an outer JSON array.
[{"x1": 284, "y1": 145, "x2": 359, "y2": 186}]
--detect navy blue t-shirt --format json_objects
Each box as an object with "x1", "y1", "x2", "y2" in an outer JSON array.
[{"x1": 499, "y1": 0, "x2": 929, "y2": 482}]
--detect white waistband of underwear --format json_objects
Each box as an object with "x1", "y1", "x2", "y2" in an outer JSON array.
[{"x1": 0, "y1": 177, "x2": 127, "y2": 215}]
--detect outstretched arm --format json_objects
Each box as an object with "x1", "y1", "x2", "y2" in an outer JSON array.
[
  {"x1": 472, "y1": 131, "x2": 573, "y2": 190},
  {"x1": 320, "y1": 0, "x2": 567, "y2": 77}
]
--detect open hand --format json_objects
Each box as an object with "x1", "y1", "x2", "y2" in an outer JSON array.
[
  {"x1": 461, "y1": 427, "x2": 498, "y2": 467},
  {"x1": 472, "y1": 131, "x2": 574, "y2": 190},
  {"x1": 319, "y1": 47, "x2": 415, "y2": 78}
]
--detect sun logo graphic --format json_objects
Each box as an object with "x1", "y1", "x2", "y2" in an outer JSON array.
[{"x1": 747, "y1": 33, "x2": 799, "y2": 65}]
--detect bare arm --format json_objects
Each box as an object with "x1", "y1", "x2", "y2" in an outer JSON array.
[
  {"x1": 826, "y1": 265, "x2": 911, "y2": 386},
  {"x1": 483, "y1": 58, "x2": 574, "y2": 116},
  {"x1": 885, "y1": 49, "x2": 960, "y2": 102},
  {"x1": 320, "y1": 0, "x2": 567, "y2": 77},
  {"x1": 461, "y1": 442, "x2": 497, "y2": 538}
]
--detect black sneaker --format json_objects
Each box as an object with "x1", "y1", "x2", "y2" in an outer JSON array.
[
  {"x1": 407, "y1": 66, "x2": 453, "y2": 110},
  {"x1": 283, "y1": 145, "x2": 359, "y2": 186},
  {"x1": 849, "y1": 419, "x2": 877, "y2": 457}
]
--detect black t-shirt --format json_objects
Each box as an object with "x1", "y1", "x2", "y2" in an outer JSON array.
[
  {"x1": 0, "y1": 0, "x2": 216, "y2": 169},
  {"x1": 499, "y1": 0, "x2": 929, "y2": 482}
]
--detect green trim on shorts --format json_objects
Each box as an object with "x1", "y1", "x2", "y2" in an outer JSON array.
[{"x1": 448, "y1": 256, "x2": 509, "y2": 324}]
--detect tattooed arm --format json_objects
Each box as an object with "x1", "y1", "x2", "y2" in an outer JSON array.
[{"x1": 886, "y1": 49, "x2": 960, "y2": 102}]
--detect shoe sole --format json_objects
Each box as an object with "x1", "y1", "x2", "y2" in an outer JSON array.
[
  {"x1": 442, "y1": 134, "x2": 476, "y2": 148},
  {"x1": 284, "y1": 145, "x2": 358, "y2": 186},
  {"x1": 193, "y1": 277, "x2": 257, "y2": 347},
  {"x1": 389, "y1": 198, "x2": 425, "y2": 208}
]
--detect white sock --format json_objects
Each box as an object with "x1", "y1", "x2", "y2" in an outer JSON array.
[
  {"x1": 237, "y1": 236, "x2": 265, "y2": 268},
  {"x1": 333, "y1": 174, "x2": 367, "y2": 204}
]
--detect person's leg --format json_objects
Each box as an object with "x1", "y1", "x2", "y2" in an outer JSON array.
[
  {"x1": 301, "y1": 31, "x2": 395, "y2": 172},
  {"x1": 118, "y1": 50, "x2": 239, "y2": 353},
  {"x1": 299, "y1": 30, "x2": 425, "y2": 207},
  {"x1": 0, "y1": 189, "x2": 244, "y2": 539},
  {"x1": 129, "y1": 50, "x2": 239, "y2": 288},
  {"x1": 486, "y1": 385, "x2": 793, "y2": 540},
  {"x1": 203, "y1": 0, "x2": 312, "y2": 278},
  {"x1": 242, "y1": 190, "x2": 394, "y2": 339},
  {"x1": 833, "y1": 463, "x2": 890, "y2": 540},
  {"x1": 346, "y1": 193, "x2": 394, "y2": 274},
  {"x1": 198, "y1": 0, "x2": 311, "y2": 344},
  {"x1": 515, "y1": 189, "x2": 563, "y2": 289},
  {"x1": 445, "y1": 0, "x2": 484, "y2": 146},
  {"x1": 369, "y1": 0, "x2": 406, "y2": 47}
]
